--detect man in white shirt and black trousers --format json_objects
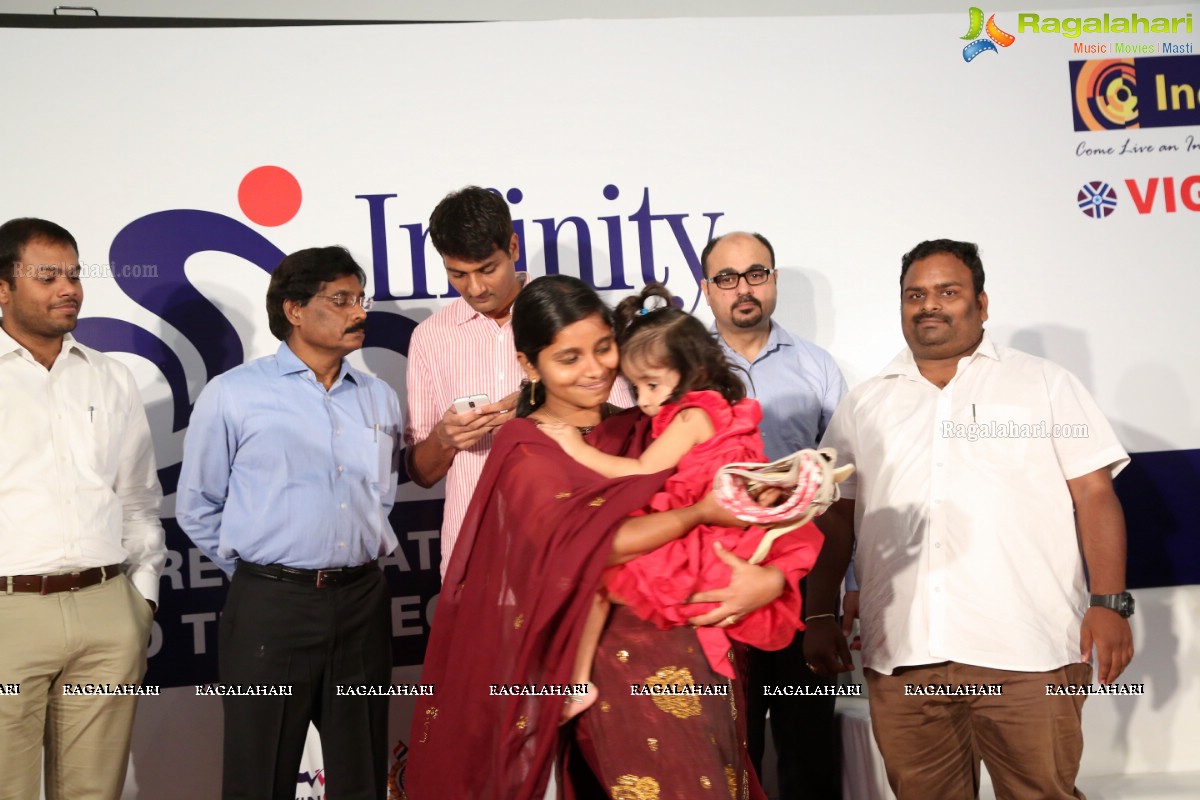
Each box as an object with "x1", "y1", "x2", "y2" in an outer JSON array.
[
  {"x1": 804, "y1": 239, "x2": 1133, "y2": 800},
  {"x1": 0, "y1": 217, "x2": 166, "y2": 800}
]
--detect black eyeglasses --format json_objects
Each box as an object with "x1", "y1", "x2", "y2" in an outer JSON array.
[
  {"x1": 703, "y1": 267, "x2": 775, "y2": 291},
  {"x1": 315, "y1": 293, "x2": 374, "y2": 310}
]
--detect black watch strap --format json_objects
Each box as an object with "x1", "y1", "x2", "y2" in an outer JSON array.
[{"x1": 1089, "y1": 591, "x2": 1135, "y2": 618}]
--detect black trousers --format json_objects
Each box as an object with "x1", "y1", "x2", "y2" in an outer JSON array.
[
  {"x1": 747, "y1": 629, "x2": 842, "y2": 800},
  {"x1": 218, "y1": 566, "x2": 392, "y2": 800}
]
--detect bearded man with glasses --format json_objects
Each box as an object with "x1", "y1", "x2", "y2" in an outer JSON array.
[
  {"x1": 178, "y1": 245, "x2": 401, "y2": 800},
  {"x1": 700, "y1": 231, "x2": 848, "y2": 800}
]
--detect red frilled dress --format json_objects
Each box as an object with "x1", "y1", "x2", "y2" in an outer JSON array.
[
  {"x1": 404, "y1": 410, "x2": 795, "y2": 800},
  {"x1": 603, "y1": 390, "x2": 825, "y2": 679}
]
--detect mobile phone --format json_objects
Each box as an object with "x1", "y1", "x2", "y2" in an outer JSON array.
[{"x1": 452, "y1": 393, "x2": 490, "y2": 414}]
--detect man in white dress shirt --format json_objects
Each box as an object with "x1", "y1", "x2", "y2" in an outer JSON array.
[
  {"x1": 0, "y1": 217, "x2": 165, "y2": 800},
  {"x1": 804, "y1": 239, "x2": 1133, "y2": 800}
]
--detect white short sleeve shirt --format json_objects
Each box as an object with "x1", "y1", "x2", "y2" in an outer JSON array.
[{"x1": 821, "y1": 333, "x2": 1129, "y2": 674}]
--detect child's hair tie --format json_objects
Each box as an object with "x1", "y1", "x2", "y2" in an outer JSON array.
[{"x1": 637, "y1": 294, "x2": 669, "y2": 315}]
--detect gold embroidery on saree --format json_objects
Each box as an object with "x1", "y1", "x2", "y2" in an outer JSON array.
[
  {"x1": 645, "y1": 666, "x2": 701, "y2": 719},
  {"x1": 724, "y1": 765, "x2": 737, "y2": 798},
  {"x1": 610, "y1": 774, "x2": 660, "y2": 800},
  {"x1": 418, "y1": 706, "x2": 437, "y2": 743}
]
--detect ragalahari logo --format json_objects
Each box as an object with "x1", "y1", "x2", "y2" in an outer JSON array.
[{"x1": 962, "y1": 7, "x2": 1016, "y2": 62}]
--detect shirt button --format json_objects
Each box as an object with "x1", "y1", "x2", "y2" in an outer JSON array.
[
  {"x1": 335, "y1": 429, "x2": 342, "y2": 436},
  {"x1": 936, "y1": 461, "x2": 944, "y2": 468},
  {"x1": 340, "y1": 503, "x2": 347, "y2": 509},
  {"x1": 934, "y1": 542, "x2": 942, "y2": 549},
  {"x1": 934, "y1": 587, "x2": 942, "y2": 593},
  {"x1": 933, "y1": 498, "x2": 942, "y2": 505},
  {"x1": 338, "y1": 543, "x2": 346, "y2": 549}
]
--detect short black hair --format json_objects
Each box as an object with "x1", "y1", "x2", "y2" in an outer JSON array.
[
  {"x1": 266, "y1": 246, "x2": 367, "y2": 341},
  {"x1": 700, "y1": 231, "x2": 775, "y2": 278},
  {"x1": 429, "y1": 186, "x2": 514, "y2": 262},
  {"x1": 900, "y1": 239, "x2": 985, "y2": 297},
  {"x1": 0, "y1": 217, "x2": 78, "y2": 288}
]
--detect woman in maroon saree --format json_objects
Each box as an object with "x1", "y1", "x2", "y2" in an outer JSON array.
[{"x1": 404, "y1": 277, "x2": 808, "y2": 800}]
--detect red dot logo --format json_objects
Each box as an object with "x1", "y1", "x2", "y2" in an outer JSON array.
[{"x1": 238, "y1": 166, "x2": 302, "y2": 227}]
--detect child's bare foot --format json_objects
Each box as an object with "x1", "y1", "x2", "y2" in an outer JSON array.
[{"x1": 560, "y1": 682, "x2": 596, "y2": 724}]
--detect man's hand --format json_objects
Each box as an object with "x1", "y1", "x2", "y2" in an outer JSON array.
[
  {"x1": 803, "y1": 616, "x2": 854, "y2": 676},
  {"x1": 842, "y1": 590, "x2": 860, "y2": 650},
  {"x1": 1081, "y1": 607, "x2": 1133, "y2": 684},
  {"x1": 685, "y1": 543, "x2": 784, "y2": 627},
  {"x1": 435, "y1": 392, "x2": 518, "y2": 451},
  {"x1": 693, "y1": 491, "x2": 750, "y2": 530}
]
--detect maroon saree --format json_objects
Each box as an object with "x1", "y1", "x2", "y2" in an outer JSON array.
[
  {"x1": 406, "y1": 410, "x2": 770, "y2": 800},
  {"x1": 404, "y1": 415, "x2": 669, "y2": 800}
]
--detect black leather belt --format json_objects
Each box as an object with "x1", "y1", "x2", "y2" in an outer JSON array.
[
  {"x1": 235, "y1": 560, "x2": 377, "y2": 589},
  {"x1": 2, "y1": 564, "x2": 124, "y2": 595}
]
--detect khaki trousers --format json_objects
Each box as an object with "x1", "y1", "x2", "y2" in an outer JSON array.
[
  {"x1": 0, "y1": 574, "x2": 153, "y2": 800},
  {"x1": 866, "y1": 661, "x2": 1091, "y2": 800}
]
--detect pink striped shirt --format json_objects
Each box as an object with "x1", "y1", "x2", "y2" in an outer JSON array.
[{"x1": 404, "y1": 297, "x2": 631, "y2": 577}]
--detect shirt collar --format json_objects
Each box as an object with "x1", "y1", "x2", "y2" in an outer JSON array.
[
  {"x1": 881, "y1": 330, "x2": 999, "y2": 379},
  {"x1": 275, "y1": 341, "x2": 357, "y2": 385},
  {"x1": 0, "y1": 325, "x2": 91, "y2": 363},
  {"x1": 711, "y1": 320, "x2": 790, "y2": 362}
]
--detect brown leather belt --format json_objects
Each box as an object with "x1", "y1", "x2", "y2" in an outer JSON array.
[
  {"x1": 2, "y1": 564, "x2": 124, "y2": 595},
  {"x1": 235, "y1": 560, "x2": 378, "y2": 589}
]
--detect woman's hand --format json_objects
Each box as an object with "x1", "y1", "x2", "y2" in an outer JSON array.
[{"x1": 684, "y1": 543, "x2": 785, "y2": 627}]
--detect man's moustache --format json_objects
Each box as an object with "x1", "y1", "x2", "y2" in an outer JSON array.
[{"x1": 345, "y1": 321, "x2": 368, "y2": 334}]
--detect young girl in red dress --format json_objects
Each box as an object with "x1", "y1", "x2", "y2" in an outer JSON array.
[{"x1": 540, "y1": 283, "x2": 824, "y2": 720}]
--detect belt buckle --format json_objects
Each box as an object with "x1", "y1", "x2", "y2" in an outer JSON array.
[{"x1": 315, "y1": 568, "x2": 342, "y2": 589}]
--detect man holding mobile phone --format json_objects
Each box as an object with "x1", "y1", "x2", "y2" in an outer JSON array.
[
  {"x1": 404, "y1": 187, "x2": 529, "y2": 578},
  {"x1": 406, "y1": 187, "x2": 630, "y2": 578}
]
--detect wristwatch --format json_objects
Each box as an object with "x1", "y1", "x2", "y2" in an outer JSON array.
[{"x1": 1089, "y1": 592, "x2": 1135, "y2": 618}]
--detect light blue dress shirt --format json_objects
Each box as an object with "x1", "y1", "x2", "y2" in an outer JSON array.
[
  {"x1": 716, "y1": 322, "x2": 855, "y2": 591},
  {"x1": 177, "y1": 342, "x2": 401, "y2": 574},
  {"x1": 715, "y1": 323, "x2": 847, "y2": 460}
]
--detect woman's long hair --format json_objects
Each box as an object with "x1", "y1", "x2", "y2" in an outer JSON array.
[
  {"x1": 613, "y1": 283, "x2": 746, "y2": 406},
  {"x1": 512, "y1": 275, "x2": 615, "y2": 417}
]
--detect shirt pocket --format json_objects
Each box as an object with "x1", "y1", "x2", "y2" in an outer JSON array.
[
  {"x1": 374, "y1": 425, "x2": 397, "y2": 487},
  {"x1": 82, "y1": 406, "x2": 124, "y2": 480},
  {"x1": 350, "y1": 424, "x2": 395, "y2": 487},
  {"x1": 967, "y1": 403, "x2": 1032, "y2": 469}
]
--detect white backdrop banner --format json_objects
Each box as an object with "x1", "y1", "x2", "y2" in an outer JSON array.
[{"x1": 1, "y1": 6, "x2": 1196, "y2": 794}]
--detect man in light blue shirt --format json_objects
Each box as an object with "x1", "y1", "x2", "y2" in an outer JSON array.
[
  {"x1": 701, "y1": 231, "x2": 847, "y2": 800},
  {"x1": 177, "y1": 245, "x2": 400, "y2": 800}
]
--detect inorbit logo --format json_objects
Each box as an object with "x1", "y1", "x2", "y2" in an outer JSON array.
[
  {"x1": 1077, "y1": 181, "x2": 1118, "y2": 219},
  {"x1": 961, "y1": 7, "x2": 1016, "y2": 62},
  {"x1": 1075, "y1": 176, "x2": 1200, "y2": 217}
]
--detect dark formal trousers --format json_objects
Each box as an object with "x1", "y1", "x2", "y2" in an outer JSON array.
[
  {"x1": 747, "y1": 628, "x2": 841, "y2": 800},
  {"x1": 218, "y1": 563, "x2": 391, "y2": 800}
]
